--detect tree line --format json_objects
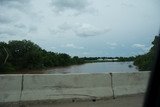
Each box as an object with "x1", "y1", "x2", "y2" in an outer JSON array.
[
  {"x1": 81, "y1": 56, "x2": 135, "y2": 62},
  {"x1": 134, "y1": 36, "x2": 160, "y2": 71},
  {"x1": 0, "y1": 40, "x2": 84, "y2": 73}
]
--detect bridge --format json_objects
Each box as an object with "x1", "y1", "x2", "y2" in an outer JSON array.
[{"x1": 0, "y1": 71, "x2": 150, "y2": 107}]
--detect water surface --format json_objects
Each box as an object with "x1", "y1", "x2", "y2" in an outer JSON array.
[{"x1": 44, "y1": 61, "x2": 138, "y2": 74}]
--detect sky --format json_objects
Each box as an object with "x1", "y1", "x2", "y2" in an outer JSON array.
[{"x1": 0, "y1": 0, "x2": 160, "y2": 57}]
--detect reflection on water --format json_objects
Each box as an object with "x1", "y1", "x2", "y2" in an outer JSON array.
[{"x1": 44, "y1": 61, "x2": 138, "y2": 74}]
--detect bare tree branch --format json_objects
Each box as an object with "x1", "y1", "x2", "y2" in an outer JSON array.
[{"x1": 3, "y1": 46, "x2": 9, "y2": 64}]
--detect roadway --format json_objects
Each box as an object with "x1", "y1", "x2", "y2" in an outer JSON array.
[{"x1": 28, "y1": 94, "x2": 144, "y2": 107}]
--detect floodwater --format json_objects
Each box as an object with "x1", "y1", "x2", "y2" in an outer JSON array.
[{"x1": 44, "y1": 61, "x2": 138, "y2": 74}]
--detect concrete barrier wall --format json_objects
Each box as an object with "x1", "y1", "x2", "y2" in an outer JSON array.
[
  {"x1": 21, "y1": 73, "x2": 113, "y2": 102},
  {"x1": 0, "y1": 72, "x2": 150, "y2": 104},
  {"x1": 111, "y1": 71, "x2": 150, "y2": 97},
  {"x1": 0, "y1": 74, "x2": 22, "y2": 103}
]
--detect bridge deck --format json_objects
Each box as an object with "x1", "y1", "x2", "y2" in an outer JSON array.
[{"x1": 29, "y1": 94, "x2": 144, "y2": 107}]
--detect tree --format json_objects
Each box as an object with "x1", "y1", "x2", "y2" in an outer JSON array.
[
  {"x1": 0, "y1": 42, "x2": 15, "y2": 72},
  {"x1": 0, "y1": 40, "x2": 85, "y2": 73},
  {"x1": 0, "y1": 42, "x2": 8, "y2": 65},
  {"x1": 134, "y1": 36, "x2": 160, "y2": 71},
  {"x1": 7, "y1": 40, "x2": 43, "y2": 69}
]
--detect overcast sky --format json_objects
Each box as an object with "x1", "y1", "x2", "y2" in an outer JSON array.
[{"x1": 0, "y1": 0, "x2": 160, "y2": 57}]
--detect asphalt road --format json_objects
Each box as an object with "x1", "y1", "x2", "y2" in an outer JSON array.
[{"x1": 27, "y1": 94, "x2": 144, "y2": 107}]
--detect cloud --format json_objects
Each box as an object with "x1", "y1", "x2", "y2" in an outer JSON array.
[
  {"x1": 132, "y1": 44, "x2": 145, "y2": 48},
  {"x1": 106, "y1": 42, "x2": 118, "y2": 46},
  {"x1": 132, "y1": 43, "x2": 151, "y2": 52},
  {"x1": 121, "y1": 0, "x2": 135, "y2": 7},
  {"x1": 0, "y1": 0, "x2": 39, "y2": 39},
  {"x1": 0, "y1": 25, "x2": 27, "y2": 37},
  {"x1": 106, "y1": 42, "x2": 118, "y2": 50},
  {"x1": 0, "y1": 23, "x2": 36, "y2": 38},
  {"x1": 106, "y1": 4, "x2": 110, "y2": 7},
  {"x1": 51, "y1": 22, "x2": 72, "y2": 34},
  {"x1": 50, "y1": 22, "x2": 110, "y2": 37},
  {"x1": 58, "y1": 22, "x2": 72, "y2": 31},
  {"x1": 14, "y1": 24, "x2": 26, "y2": 29},
  {"x1": 0, "y1": 14, "x2": 13, "y2": 24},
  {"x1": 0, "y1": 28, "x2": 17, "y2": 36},
  {"x1": 28, "y1": 26, "x2": 37, "y2": 33},
  {"x1": 0, "y1": 11, "x2": 18, "y2": 24},
  {"x1": 51, "y1": 0, "x2": 91, "y2": 14},
  {"x1": 50, "y1": 46, "x2": 56, "y2": 49},
  {"x1": 0, "y1": 0, "x2": 31, "y2": 10},
  {"x1": 0, "y1": 0, "x2": 38, "y2": 20},
  {"x1": 62, "y1": 43, "x2": 84, "y2": 49},
  {"x1": 49, "y1": 22, "x2": 72, "y2": 35},
  {"x1": 82, "y1": 52, "x2": 90, "y2": 55},
  {"x1": 73, "y1": 23, "x2": 110, "y2": 37}
]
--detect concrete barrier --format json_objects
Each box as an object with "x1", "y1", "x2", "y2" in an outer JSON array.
[
  {"x1": 0, "y1": 72, "x2": 151, "y2": 104},
  {"x1": 21, "y1": 73, "x2": 113, "y2": 102},
  {"x1": 111, "y1": 71, "x2": 150, "y2": 97},
  {"x1": 0, "y1": 74, "x2": 22, "y2": 103}
]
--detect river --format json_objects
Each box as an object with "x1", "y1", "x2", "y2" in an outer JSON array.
[{"x1": 44, "y1": 61, "x2": 138, "y2": 74}]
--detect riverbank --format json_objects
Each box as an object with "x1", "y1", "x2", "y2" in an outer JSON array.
[
  {"x1": 0, "y1": 63, "x2": 85, "y2": 74},
  {"x1": 85, "y1": 60, "x2": 135, "y2": 63}
]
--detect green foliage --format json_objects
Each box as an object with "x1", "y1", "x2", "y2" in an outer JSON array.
[
  {"x1": 0, "y1": 42, "x2": 9, "y2": 65},
  {"x1": 72, "y1": 56, "x2": 85, "y2": 64},
  {"x1": 117, "y1": 56, "x2": 135, "y2": 62},
  {"x1": 0, "y1": 40, "x2": 85, "y2": 73},
  {"x1": 134, "y1": 36, "x2": 160, "y2": 71},
  {"x1": 7, "y1": 40, "x2": 43, "y2": 69},
  {"x1": 0, "y1": 63, "x2": 15, "y2": 73}
]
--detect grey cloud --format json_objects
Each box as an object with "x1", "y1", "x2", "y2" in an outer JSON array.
[
  {"x1": 50, "y1": 23, "x2": 110, "y2": 37},
  {"x1": 73, "y1": 23, "x2": 110, "y2": 37},
  {"x1": 0, "y1": 15, "x2": 12, "y2": 24},
  {"x1": 0, "y1": 0, "x2": 40, "y2": 39},
  {"x1": 14, "y1": 24, "x2": 37, "y2": 33},
  {"x1": 106, "y1": 42, "x2": 117, "y2": 46},
  {"x1": 0, "y1": 23, "x2": 35, "y2": 38},
  {"x1": 49, "y1": 28, "x2": 65, "y2": 35},
  {"x1": 0, "y1": 0, "x2": 34, "y2": 25},
  {"x1": 132, "y1": 44, "x2": 145, "y2": 48},
  {"x1": 106, "y1": 42, "x2": 118, "y2": 50},
  {"x1": 28, "y1": 26, "x2": 37, "y2": 33},
  {"x1": 0, "y1": 29, "x2": 17, "y2": 36},
  {"x1": 14, "y1": 24, "x2": 26, "y2": 29},
  {"x1": 49, "y1": 23, "x2": 73, "y2": 34},
  {"x1": 106, "y1": 4, "x2": 110, "y2": 7},
  {"x1": 0, "y1": 0, "x2": 33, "y2": 17},
  {"x1": 132, "y1": 44, "x2": 152, "y2": 52},
  {"x1": 121, "y1": 1, "x2": 135, "y2": 7},
  {"x1": 0, "y1": 0, "x2": 28, "y2": 4},
  {"x1": 0, "y1": 12, "x2": 17, "y2": 24},
  {"x1": 0, "y1": 0, "x2": 30, "y2": 9},
  {"x1": 0, "y1": 27, "x2": 24, "y2": 39},
  {"x1": 2, "y1": 0, "x2": 41, "y2": 19},
  {"x1": 50, "y1": 23, "x2": 111, "y2": 37},
  {"x1": 51, "y1": 0, "x2": 90, "y2": 13},
  {"x1": 62, "y1": 43, "x2": 84, "y2": 49},
  {"x1": 58, "y1": 22, "x2": 72, "y2": 31}
]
